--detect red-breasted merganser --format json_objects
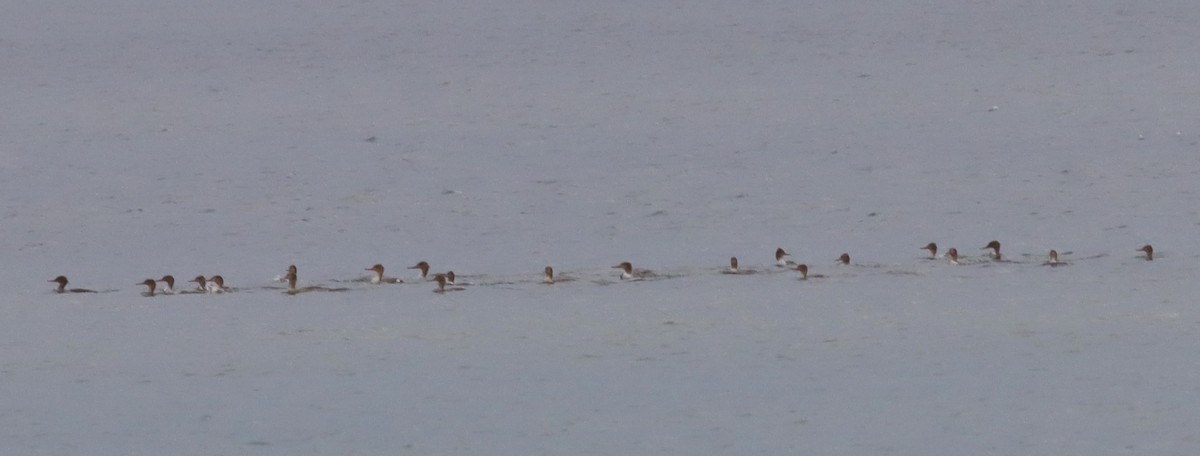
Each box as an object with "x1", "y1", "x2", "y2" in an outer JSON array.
[
  {"x1": 444, "y1": 271, "x2": 457, "y2": 285},
  {"x1": 408, "y1": 261, "x2": 431, "y2": 280},
  {"x1": 433, "y1": 273, "x2": 464, "y2": 293},
  {"x1": 283, "y1": 272, "x2": 316, "y2": 294},
  {"x1": 722, "y1": 256, "x2": 751, "y2": 275},
  {"x1": 613, "y1": 262, "x2": 634, "y2": 279},
  {"x1": 207, "y1": 275, "x2": 229, "y2": 293},
  {"x1": 837, "y1": 253, "x2": 851, "y2": 265},
  {"x1": 138, "y1": 279, "x2": 158, "y2": 297},
  {"x1": 946, "y1": 248, "x2": 960, "y2": 265},
  {"x1": 921, "y1": 243, "x2": 938, "y2": 259},
  {"x1": 1045, "y1": 249, "x2": 1069, "y2": 266},
  {"x1": 543, "y1": 266, "x2": 575, "y2": 284},
  {"x1": 49, "y1": 276, "x2": 97, "y2": 293},
  {"x1": 724, "y1": 256, "x2": 759, "y2": 274},
  {"x1": 1138, "y1": 245, "x2": 1154, "y2": 261},
  {"x1": 775, "y1": 248, "x2": 792, "y2": 267},
  {"x1": 983, "y1": 240, "x2": 1002, "y2": 261},
  {"x1": 283, "y1": 272, "x2": 349, "y2": 294},
  {"x1": 795, "y1": 264, "x2": 827, "y2": 280},
  {"x1": 188, "y1": 275, "x2": 208, "y2": 293},
  {"x1": 157, "y1": 275, "x2": 176, "y2": 294},
  {"x1": 365, "y1": 264, "x2": 403, "y2": 284},
  {"x1": 612, "y1": 261, "x2": 654, "y2": 280}
]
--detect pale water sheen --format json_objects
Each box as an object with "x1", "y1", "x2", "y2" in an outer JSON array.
[{"x1": 3, "y1": 1, "x2": 1200, "y2": 454}]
